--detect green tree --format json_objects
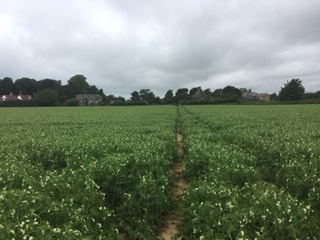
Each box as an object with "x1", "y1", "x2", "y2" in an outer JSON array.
[
  {"x1": 189, "y1": 87, "x2": 200, "y2": 97},
  {"x1": 221, "y1": 85, "x2": 241, "y2": 98},
  {"x1": 212, "y1": 88, "x2": 222, "y2": 98},
  {"x1": 212, "y1": 86, "x2": 241, "y2": 103},
  {"x1": 130, "y1": 91, "x2": 141, "y2": 101},
  {"x1": 139, "y1": 89, "x2": 150, "y2": 101},
  {"x1": 65, "y1": 98, "x2": 80, "y2": 106},
  {"x1": 278, "y1": 78, "x2": 305, "y2": 101},
  {"x1": 97, "y1": 89, "x2": 108, "y2": 103},
  {"x1": 270, "y1": 92, "x2": 278, "y2": 101},
  {"x1": 37, "y1": 79, "x2": 61, "y2": 91},
  {"x1": 87, "y1": 85, "x2": 99, "y2": 94},
  {"x1": 64, "y1": 75, "x2": 89, "y2": 98},
  {"x1": 103, "y1": 94, "x2": 116, "y2": 104},
  {"x1": 146, "y1": 91, "x2": 156, "y2": 104},
  {"x1": 174, "y1": 88, "x2": 189, "y2": 103},
  {"x1": 303, "y1": 91, "x2": 320, "y2": 100},
  {"x1": 14, "y1": 77, "x2": 37, "y2": 96},
  {"x1": 34, "y1": 88, "x2": 59, "y2": 106},
  {"x1": 163, "y1": 89, "x2": 174, "y2": 104},
  {"x1": 0, "y1": 77, "x2": 15, "y2": 95},
  {"x1": 203, "y1": 88, "x2": 212, "y2": 96},
  {"x1": 139, "y1": 89, "x2": 157, "y2": 104},
  {"x1": 110, "y1": 96, "x2": 126, "y2": 105}
]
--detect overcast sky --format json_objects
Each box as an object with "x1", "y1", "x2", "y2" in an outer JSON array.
[{"x1": 1, "y1": 0, "x2": 319, "y2": 98}]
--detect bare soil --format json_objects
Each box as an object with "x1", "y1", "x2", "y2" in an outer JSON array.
[{"x1": 158, "y1": 132, "x2": 187, "y2": 240}]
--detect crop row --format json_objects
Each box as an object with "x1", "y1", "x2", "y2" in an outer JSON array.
[
  {"x1": 179, "y1": 105, "x2": 320, "y2": 239},
  {"x1": 0, "y1": 106, "x2": 177, "y2": 239}
]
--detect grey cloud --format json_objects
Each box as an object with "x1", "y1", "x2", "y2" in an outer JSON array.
[{"x1": 0, "y1": 0, "x2": 320, "y2": 99}]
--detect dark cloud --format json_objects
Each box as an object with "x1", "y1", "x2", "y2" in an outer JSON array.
[{"x1": 1, "y1": 0, "x2": 319, "y2": 99}]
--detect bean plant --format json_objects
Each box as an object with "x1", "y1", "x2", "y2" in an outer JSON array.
[
  {"x1": 0, "y1": 106, "x2": 176, "y2": 239},
  {"x1": 179, "y1": 105, "x2": 320, "y2": 239}
]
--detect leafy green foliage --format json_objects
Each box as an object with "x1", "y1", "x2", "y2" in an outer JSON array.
[
  {"x1": 175, "y1": 88, "x2": 189, "y2": 103},
  {"x1": 0, "y1": 77, "x2": 15, "y2": 95},
  {"x1": 64, "y1": 98, "x2": 80, "y2": 106},
  {"x1": 179, "y1": 105, "x2": 320, "y2": 239},
  {"x1": 14, "y1": 77, "x2": 37, "y2": 96},
  {"x1": 279, "y1": 78, "x2": 305, "y2": 101},
  {"x1": 34, "y1": 88, "x2": 59, "y2": 106},
  {"x1": 163, "y1": 89, "x2": 174, "y2": 104},
  {"x1": 1, "y1": 105, "x2": 320, "y2": 239},
  {"x1": 0, "y1": 106, "x2": 176, "y2": 239}
]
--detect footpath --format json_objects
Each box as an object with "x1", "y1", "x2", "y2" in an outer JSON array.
[{"x1": 159, "y1": 111, "x2": 188, "y2": 239}]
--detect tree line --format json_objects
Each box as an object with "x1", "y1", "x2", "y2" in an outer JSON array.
[
  {"x1": 0, "y1": 75, "x2": 108, "y2": 106},
  {"x1": 123, "y1": 79, "x2": 320, "y2": 104},
  {"x1": 0, "y1": 75, "x2": 319, "y2": 106}
]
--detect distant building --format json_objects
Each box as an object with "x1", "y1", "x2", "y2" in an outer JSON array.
[
  {"x1": 1, "y1": 93, "x2": 32, "y2": 101},
  {"x1": 193, "y1": 88, "x2": 212, "y2": 101},
  {"x1": 242, "y1": 90, "x2": 270, "y2": 101},
  {"x1": 258, "y1": 93, "x2": 270, "y2": 101},
  {"x1": 76, "y1": 94, "x2": 102, "y2": 105}
]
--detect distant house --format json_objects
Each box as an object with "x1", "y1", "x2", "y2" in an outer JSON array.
[
  {"x1": 242, "y1": 90, "x2": 270, "y2": 102},
  {"x1": 258, "y1": 93, "x2": 270, "y2": 101},
  {"x1": 76, "y1": 94, "x2": 102, "y2": 105},
  {"x1": 1, "y1": 93, "x2": 32, "y2": 101},
  {"x1": 193, "y1": 88, "x2": 212, "y2": 101}
]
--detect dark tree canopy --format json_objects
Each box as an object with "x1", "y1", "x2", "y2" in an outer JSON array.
[
  {"x1": 130, "y1": 91, "x2": 140, "y2": 101},
  {"x1": 203, "y1": 88, "x2": 212, "y2": 96},
  {"x1": 0, "y1": 77, "x2": 15, "y2": 95},
  {"x1": 212, "y1": 86, "x2": 241, "y2": 99},
  {"x1": 221, "y1": 85, "x2": 241, "y2": 98},
  {"x1": 0, "y1": 74, "x2": 110, "y2": 105},
  {"x1": 163, "y1": 89, "x2": 174, "y2": 104},
  {"x1": 139, "y1": 89, "x2": 150, "y2": 101},
  {"x1": 175, "y1": 88, "x2": 189, "y2": 102},
  {"x1": 270, "y1": 92, "x2": 278, "y2": 101},
  {"x1": 14, "y1": 77, "x2": 37, "y2": 96},
  {"x1": 212, "y1": 88, "x2": 222, "y2": 98},
  {"x1": 37, "y1": 79, "x2": 61, "y2": 91},
  {"x1": 87, "y1": 85, "x2": 99, "y2": 94},
  {"x1": 278, "y1": 78, "x2": 305, "y2": 101},
  {"x1": 189, "y1": 87, "x2": 200, "y2": 97},
  {"x1": 146, "y1": 91, "x2": 156, "y2": 104},
  {"x1": 304, "y1": 91, "x2": 320, "y2": 100},
  {"x1": 129, "y1": 89, "x2": 154, "y2": 103},
  {"x1": 211, "y1": 86, "x2": 241, "y2": 103},
  {"x1": 34, "y1": 88, "x2": 59, "y2": 106},
  {"x1": 65, "y1": 74, "x2": 90, "y2": 98},
  {"x1": 133, "y1": 89, "x2": 157, "y2": 104}
]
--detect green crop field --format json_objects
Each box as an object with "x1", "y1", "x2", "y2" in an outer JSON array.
[
  {"x1": 180, "y1": 105, "x2": 320, "y2": 239},
  {"x1": 0, "y1": 105, "x2": 319, "y2": 239}
]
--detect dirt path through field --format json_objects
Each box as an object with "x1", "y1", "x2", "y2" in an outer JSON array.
[{"x1": 158, "y1": 132, "x2": 187, "y2": 240}]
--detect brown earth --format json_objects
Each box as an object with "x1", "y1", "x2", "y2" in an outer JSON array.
[{"x1": 158, "y1": 132, "x2": 188, "y2": 240}]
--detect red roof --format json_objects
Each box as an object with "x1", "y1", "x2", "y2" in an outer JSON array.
[{"x1": 1, "y1": 94, "x2": 32, "y2": 101}]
